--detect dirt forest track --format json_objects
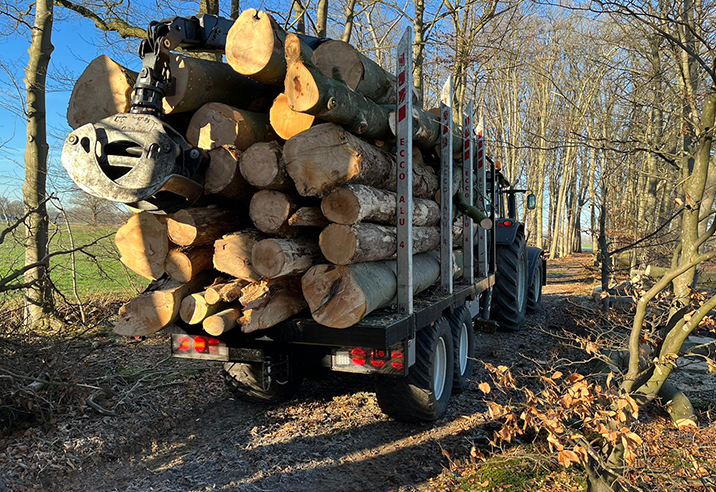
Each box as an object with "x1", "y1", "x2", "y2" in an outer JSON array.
[{"x1": 6, "y1": 255, "x2": 595, "y2": 492}]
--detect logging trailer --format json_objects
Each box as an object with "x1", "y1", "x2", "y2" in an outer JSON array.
[{"x1": 60, "y1": 14, "x2": 545, "y2": 422}]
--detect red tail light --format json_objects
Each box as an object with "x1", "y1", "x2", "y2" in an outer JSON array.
[
  {"x1": 208, "y1": 338, "x2": 220, "y2": 354},
  {"x1": 500, "y1": 220, "x2": 512, "y2": 227},
  {"x1": 351, "y1": 347, "x2": 366, "y2": 366},
  {"x1": 193, "y1": 336, "x2": 207, "y2": 353},
  {"x1": 391, "y1": 350, "x2": 404, "y2": 370},
  {"x1": 371, "y1": 359, "x2": 386, "y2": 368},
  {"x1": 177, "y1": 336, "x2": 191, "y2": 352}
]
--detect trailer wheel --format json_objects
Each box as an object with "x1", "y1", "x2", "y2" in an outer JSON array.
[
  {"x1": 375, "y1": 317, "x2": 454, "y2": 422},
  {"x1": 527, "y1": 259, "x2": 543, "y2": 312},
  {"x1": 491, "y1": 229, "x2": 528, "y2": 329},
  {"x1": 223, "y1": 362, "x2": 302, "y2": 403},
  {"x1": 448, "y1": 306, "x2": 474, "y2": 393}
]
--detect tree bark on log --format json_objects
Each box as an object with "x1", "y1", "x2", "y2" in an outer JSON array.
[
  {"x1": 248, "y1": 190, "x2": 298, "y2": 236},
  {"x1": 288, "y1": 206, "x2": 328, "y2": 227},
  {"x1": 239, "y1": 141, "x2": 293, "y2": 191},
  {"x1": 114, "y1": 212, "x2": 169, "y2": 280},
  {"x1": 388, "y1": 106, "x2": 462, "y2": 151},
  {"x1": 203, "y1": 307, "x2": 241, "y2": 336},
  {"x1": 310, "y1": 40, "x2": 397, "y2": 104},
  {"x1": 186, "y1": 102, "x2": 272, "y2": 151},
  {"x1": 226, "y1": 9, "x2": 314, "y2": 86},
  {"x1": 321, "y1": 184, "x2": 439, "y2": 226},
  {"x1": 213, "y1": 229, "x2": 265, "y2": 281},
  {"x1": 204, "y1": 278, "x2": 249, "y2": 304},
  {"x1": 67, "y1": 55, "x2": 137, "y2": 129},
  {"x1": 164, "y1": 54, "x2": 276, "y2": 114},
  {"x1": 114, "y1": 275, "x2": 208, "y2": 336},
  {"x1": 179, "y1": 291, "x2": 226, "y2": 324},
  {"x1": 165, "y1": 245, "x2": 214, "y2": 283},
  {"x1": 319, "y1": 223, "x2": 440, "y2": 264},
  {"x1": 284, "y1": 34, "x2": 391, "y2": 140},
  {"x1": 284, "y1": 123, "x2": 438, "y2": 198},
  {"x1": 167, "y1": 205, "x2": 245, "y2": 246},
  {"x1": 239, "y1": 277, "x2": 306, "y2": 333},
  {"x1": 252, "y1": 237, "x2": 322, "y2": 278},
  {"x1": 302, "y1": 250, "x2": 461, "y2": 328},
  {"x1": 205, "y1": 146, "x2": 254, "y2": 201},
  {"x1": 269, "y1": 93, "x2": 316, "y2": 140}
]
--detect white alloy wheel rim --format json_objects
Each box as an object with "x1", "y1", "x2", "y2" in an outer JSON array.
[
  {"x1": 458, "y1": 322, "x2": 469, "y2": 375},
  {"x1": 434, "y1": 337, "x2": 447, "y2": 400}
]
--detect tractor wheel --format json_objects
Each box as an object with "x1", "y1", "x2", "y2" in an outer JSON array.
[
  {"x1": 223, "y1": 361, "x2": 302, "y2": 403},
  {"x1": 375, "y1": 317, "x2": 454, "y2": 421},
  {"x1": 491, "y1": 229, "x2": 528, "y2": 330},
  {"x1": 527, "y1": 258, "x2": 544, "y2": 312},
  {"x1": 448, "y1": 306, "x2": 474, "y2": 393}
]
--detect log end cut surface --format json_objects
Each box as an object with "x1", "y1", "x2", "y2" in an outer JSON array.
[
  {"x1": 285, "y1": 61, "x2": 320, "y2": 113},
  {"x1": 311, "y1": 40, "x2": 363, "y2": 91},
  {"x1": 251, "y1": 238, "x2": 286, "y2": 278},
  {"x1": 320, "y1": 187, "x2": 360, "y2": 224},
  {"x1": 165, "y1": 251, "x2": 193, "y2": 283},
  {"x1": 226, "y1": 9, "x2": 276, "y2": 77},
  {"x1": 269, "y1": 93, "x2": 315, "y2": 140},
  {"x1": 114, "y1": 212, "x2": 168, "y2": 280},
  {"x1": 302, "y1": 264, "x2": 367, "y2": 329},
  {"x1": 318, "y1": 224, "x2": 357, "y2": 265},
  {"x1": 166, "y1": 209, "x2": 198, "y2": 245}
]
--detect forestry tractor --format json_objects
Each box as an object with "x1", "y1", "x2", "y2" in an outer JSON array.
[{"x1": 60, "y1": 13, "x2": 545, "y2": 421}]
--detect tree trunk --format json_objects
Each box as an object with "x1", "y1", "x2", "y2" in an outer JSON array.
[
  {"x1": 167, "y1": 205, "x2": 246, "y2": 246},
  {"x1": 239, "y1": 277, "x2": 306, "y2": 333},
  {"x1": 321, "y1": 184, "x2": 439, "y2": 226},
  {"x1": 288, "y1": 206, "x2": 328, "y2": 227},
  {"x1": 205, "y1": 146, "x2": 254, "y2": 201},
  {"x1": 114, "y1": 275, "x2": 208, "y2": 336},
  {"x1": 114, "y1": 212, "x2": 169, "y2": 280},
  {"x1": 311, "y1": 40, "x2": 397, "y2": 104},
  {"x1": 251, "y1": 237, "x2": 322, "y2": 278},
  {"x1": 413, "y1": 0, "x2": 425, "y2": 102},
  {"x1": 66, "y1": 55, "x2": 137, "y2": 129},
  {"x1": 316, "y1": 0, "x2": 328, "y2": 37},
  {"x1": 319, "y1": 223, "x2": 439, "y2": 264},
  {"x1": 179, "y1": 291, "x2": 225, "y2": 324},
  {"x1": 302, "y1": 250, "x2": 460, "y2": 328},
  {"x1": 204, "y1": 278, "x2": 249, "y2": 304},
  {"x1": 248, "y1": 190, "x2": 299, "y2": 236},
  {"x1": 165, "y1": 245, "x2": 214, "y2": 283},
  {"x1": 284, "y1": 123, "x2": 438, "y2": 198},
  {"x1": 341, "y1": 0, "x2": 357, "y2": 42},
  {"x1": 239, "y1": 141, "x2": 293, "y2": 191},
  {"x1": 213, "y1": 229, "x2": 265, "y2": 281},
  {"x1": 269, "y1": 93, "x2": 316, "y2": 140},
  {"x1": 203, "y1": 307, "x2": 241, "y2": 335},
  {"x1": 226, "y1": 9, "x2": 314, "y2": 86},
  {"x1": 185, "y1": 102, "x2": 273, "y2": 151},
  {"x1": 285, "y1": 34, "x2": 392, "y2": 140},
  {"x1": 23, "y1": 0, "x2": 54, "y2": 328}
]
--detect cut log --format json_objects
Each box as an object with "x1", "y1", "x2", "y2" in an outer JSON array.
[
  {"x1": 248, "y1": 190, "x2": 298, "y2": 236},
  {"x1": 114, "y1": 212, "x2": 169, "y2": 280},
  {"x1": 302, "y1": 251, "x2": 462, "y2": 328},
  {"x1": 205, "y1": 279, "x2": 250, "y2": 305},
  {"x1": 114, "y1": 275, "x2": 208, "y2": 336},
  {"x1": 226, "y1": 9, "x2": 315, "y2": 86},
  {"x1": 239, "y1": 141, "x2": 293, "y2": 191},
  {"x1": 238, "y1": 278, "x2": 306, "y2": 333},
  {"x1": 284, "y1": 34, "x2": 391, "y2": 140},
  {"x1": 167, "y1": 206, "x2": 245, "y2": 246},
  {"x1": 213, "y1": 229, "x2": 265, "y2": 281},
  {"x1": 67, "y1": 55, "x2": 138, "y2": 129},
  {"x1": 321, "y1": 184, "x2": 440, "y2": 226},
  {"x1": 164, "y1": 245, "x2": 214, "y2": 283},
  {"x1": 252, "y1": 237, "x2": 322, "y2": 278},
  {"x1": 388, "y1": 106, "x2": 462, "y2": 151},
  {"x1": 269, "y1": 93, "x2": 316, "y2": 140},
  {"x1": 186, "y1": 102, "x2": 272, "y2": 151},
  {"x1": 319, "y1": 223, "x2": 440, "y2": 264},
  {"x1": 311, "y1": 40, "x2": 397, "y2": 104},
  {"x1": 288, "y1": 206, "x2": 328, "y2": 227},
  {"x1": 180, "y1": 292, "x2": 226, "y2": 325},
  {"x1": 204, "y1": 146, "x2": 254, "y2": 201},
  {"x1": 163, "y1": 54, "x2": 276, "y2": 114},
  {"x1": 454, "y1": 192, "x2": 493, "y2": 230},
  {"x1": 203, "y1": 307, "x2": 242, "y2": 336},
  {"x1": 284, "y1": 123, "x2": 438, "y2": 198}
]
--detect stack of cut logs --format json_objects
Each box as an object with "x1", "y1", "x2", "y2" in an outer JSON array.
[{"x1": 68, "y1": 8, "x2": 491, "y2": 336}]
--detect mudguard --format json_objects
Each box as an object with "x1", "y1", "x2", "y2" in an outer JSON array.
[
  {"x1": 495, "y1": 219, "x2": 523, "y2": 245},
  {"x1": 527, "y1": 246, "x2": 547, "y2": 286}
]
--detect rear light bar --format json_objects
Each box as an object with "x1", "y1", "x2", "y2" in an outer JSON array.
[
  {"x1": 171, "y1": 334, "x2": 229, "y2": 361},
  {"x1": 332, "y1": 343, "x2": 408, "y2": 375}
]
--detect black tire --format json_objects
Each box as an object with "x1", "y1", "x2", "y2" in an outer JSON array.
[
  {"x1": 491, "y1": 229, "x2": 528, "y2": 330},
  {"x1": 223, "y1": 361, "x2": 302, "y2": 403},
  {"x1": 375, "y1": 317, "x2": 454, "y2": 422},
  {"x1": 527, "y1": 259, "x2": 543, "y2": 312},
  {"x1": 448, "y1": 306, "x2": 474, "y2": 393}
]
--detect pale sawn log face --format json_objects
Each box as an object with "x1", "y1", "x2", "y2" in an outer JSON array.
[
  {"x1": 212, "y1": 229, "x2": 265, "y2": 282},
  {"x1": 203, "y1": 307, "x2": 242, "y2": 336},
  {"x1": 114, "y1": 212, "x2": 169, "y2": 281},
  {"x1": 204, "y1": 146, "x2": 255, "y2": 201},
  {"x1": 269, "y1": 93, "x2": 316, "y2": 140},
  {"x1": 167, "y1": 206, "x2": 245, "y2": 247},
  {"x1": 164, "y1": 245, "x2": 214, "y2": 283},
  {"x1": 251, "y1": 237, "x2": 322, "y2": 278},
  {"x1": 186, "y1": 102, "x2": 272, "y2": 151},
  {"x1": 239, "y1": 141, "x2": 293, "y2": 191},
  {"x1": 248, "y1": 189, "x2": 299, "y2": 236}
]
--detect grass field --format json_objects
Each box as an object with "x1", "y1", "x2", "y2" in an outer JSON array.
[{"x1": 0, "y1": 223, "x2": 146, "y2": 301}]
